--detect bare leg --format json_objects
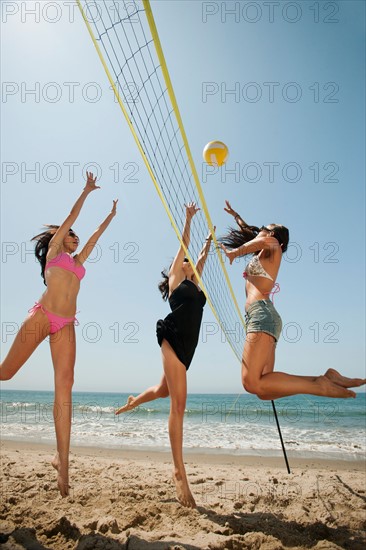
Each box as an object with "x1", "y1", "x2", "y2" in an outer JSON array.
[
  {"x1": 115, "y1": 374, "x2": 169, "y2": 415},
  {"x1": 49, "y1": 323, "x2": 76, "y2": 497},
  {"x1": 161, "y1": 340, "x2": 195, "y2": 508},
  {"x1": 261, "y1": 344, "x2": 321, "y2": 382},
  {"x1": 261, "y1": 341, "x2": 276, "y2": 375},
  {"x1": 0, "y1": 310, "x2": 50, "y2": 380},
  {"x1": 243, "y1": 333, "x2": 358, "y2": 400}
]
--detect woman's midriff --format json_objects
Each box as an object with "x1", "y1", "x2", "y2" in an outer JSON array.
[
  {"x1": 38, "y1": 271, "x2": 80, "y2": 317},
  {"x1": 244, "y1": 280, "x2": 274, "y2": 310}
]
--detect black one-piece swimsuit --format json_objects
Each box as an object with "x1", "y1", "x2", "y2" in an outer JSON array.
[{"x1": 156, "y1": 279, "x2": 207, "y2": 370}]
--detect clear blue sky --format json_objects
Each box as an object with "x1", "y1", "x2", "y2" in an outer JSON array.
[{"x1": 1, "y1": 1, "x2": 365, "y2": 393}]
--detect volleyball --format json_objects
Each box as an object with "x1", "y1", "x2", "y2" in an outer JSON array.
[{"x1": 203, "y1": 141, "x2": 229, "y2": 167}]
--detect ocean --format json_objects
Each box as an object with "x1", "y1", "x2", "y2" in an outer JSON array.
[{"x1": 1, "y1": 389, "x2": 365, "y2": 461}]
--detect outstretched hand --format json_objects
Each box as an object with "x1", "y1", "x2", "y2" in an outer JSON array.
[
  {"x1": 185, "y1": 202, "x2": 200, "y2": 220},
  {"x1": 224, "y1": 200, "x2": 237, "y2": 217},
  {"x1": 84, "y1": 171, "x2": 101, "y2": 193},
  {"x1": 206, "y1": 225, "x2": 216, "y2": 242},
  {"x1": 110, "y1": 199, "x2": 118, "y2": 217},
  {"x1": 219, "y1": 242, "x2": 236, "y2": 265}
]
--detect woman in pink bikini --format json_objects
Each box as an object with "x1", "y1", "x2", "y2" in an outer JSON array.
[
  {"x1": 0, "y1": 172, "x2": 117, "y2": 496},
  {"x1": 220, "y1": 200, "x2": 365, "y2": 399}
]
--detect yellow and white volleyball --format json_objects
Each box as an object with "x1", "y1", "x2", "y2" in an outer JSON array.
[{"x1": 203, "y1": 141, "x2": 229, "y2": 167}]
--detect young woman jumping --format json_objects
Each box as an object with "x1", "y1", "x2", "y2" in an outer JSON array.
[
  {"x1": 0, "y1": 172, "x2": 118, "y2": 497},
  {"x1": 116, "y1": 203, "x2": 212, "y2": 508},
  {"x1": 219, "y1": 200, "x2": 365, "y2": 400}
]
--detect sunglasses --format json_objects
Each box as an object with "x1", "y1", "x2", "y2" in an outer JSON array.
[
  {"x1": 68, "y1": 230, "x2": 78, "y2": 239},
  {"x1": 183, "y1": 257, "x2": 189, "y2": 263},
  {"x1": 259, "y1": 226, "x2": 270, "y2": 232}
]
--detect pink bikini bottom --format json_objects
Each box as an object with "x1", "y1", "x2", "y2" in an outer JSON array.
[{"x1": 28, "y1": 302, "x2": 78, "y2": 334}]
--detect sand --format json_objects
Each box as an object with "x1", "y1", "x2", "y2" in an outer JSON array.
[{"x1": 1, "y1": 440, "x2": 365, "y2": 549}]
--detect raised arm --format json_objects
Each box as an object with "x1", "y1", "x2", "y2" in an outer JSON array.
[
  {"x1": 195, "y1": 227, "x2": 215, "y2": 278},
  {"x1": 47, "y1": 172, "x2": 100, "y2": 260},
  {"x1": 224, "y1": 199, "x2": 250, "y2": 231},
  {"x1": 168, "y1": 202, "x2": 199, "y2": 287},
  {"x1": 220, "y1": 236, "x2": 280, "y2": 265},
  {"x1": 76, "y1": 200, "x2": 118, "y2": 264}
]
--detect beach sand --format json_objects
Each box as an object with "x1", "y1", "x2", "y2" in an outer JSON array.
[{"x1": 0, "y1": 440, "x2": 365, "y2": 549}]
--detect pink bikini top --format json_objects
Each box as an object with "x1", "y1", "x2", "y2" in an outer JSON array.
[{"x1": 45, "y1": 253, "x2": 86, "y2": 281}]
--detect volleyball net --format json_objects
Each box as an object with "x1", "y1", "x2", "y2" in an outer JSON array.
[
  {"x1": 76, "y1": 0, "x2": 246, "y2": 361},
  {"x1": 77, "y1": 0, "x2": 290, "y2": 472}
]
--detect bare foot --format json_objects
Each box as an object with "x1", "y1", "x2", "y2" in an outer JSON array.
[
  {"x1": 325, "y1": 368, "x2": 366, "y2": 389},
  {"x1": 317, "y1": 376, "x2": 356, "y2": 398},
  {"x1": 51, "y1": 453, "x2": 70, "y2": 498},
  {"x1": 172, "y1": 471, "x2": 196, "y2": 508},
  {"x1": 115, "y1": 395, "x2": 137, "y2": 415}
]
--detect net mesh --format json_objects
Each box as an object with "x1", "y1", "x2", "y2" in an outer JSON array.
[{"x1": 79, "y1": 0, "x2": 246, "y2": 360}]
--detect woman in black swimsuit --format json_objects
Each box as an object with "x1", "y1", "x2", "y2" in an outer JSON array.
[{"x1": 116, "y1": 203, "x2": 212, "y2": 508}]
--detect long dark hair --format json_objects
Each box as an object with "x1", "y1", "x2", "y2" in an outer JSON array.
[
  {"x1": 268, "y1": 225, "x2": 289, "y2": 253},
  {"x1": 158, "y1": 267, "x2": 170, "y2": 301},
  {"x1": 31, "y1": 225, "x2": 60, "y2": 285},
  {"x1": 220, "y1": 224, "x2": 289, "y2": 254}
]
